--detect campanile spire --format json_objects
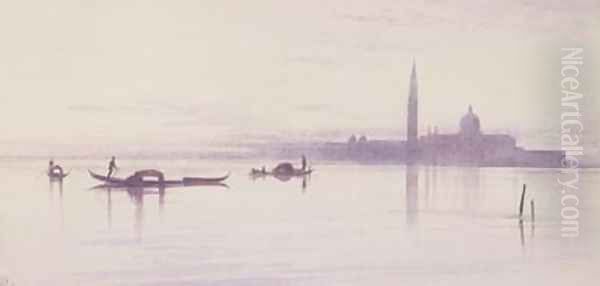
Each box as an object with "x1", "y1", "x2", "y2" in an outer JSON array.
[{"x1": 407, "y1": 59, "x2": 419, "y2": 163}]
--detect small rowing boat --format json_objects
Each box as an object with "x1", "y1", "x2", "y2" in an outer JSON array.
[
  {"x1": 271, "y1": 162, "x2": 313, "y2": 176},
  {"x1": 250, "y1": 162, "x2": 313, "y2": 181},
  {"x1": 48, "y1": 171, "x2": 69, "y2": 180}
]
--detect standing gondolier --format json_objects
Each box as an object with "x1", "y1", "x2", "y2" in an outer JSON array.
[
  {"x1": 48, "y1": 160, "x2": 55, "y2": 174},
  {"x1": 301, "y1": 155, "x2": 307, "y2": 171},
  {"x1": 107, "y1": 156, "x2": 119, "y2": 179}
]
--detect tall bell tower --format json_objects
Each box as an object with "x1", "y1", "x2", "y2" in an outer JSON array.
[{"x1": 406, "y1": 60, "x2": 419, "y2": 163}]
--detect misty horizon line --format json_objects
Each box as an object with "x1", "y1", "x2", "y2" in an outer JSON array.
[{"x1": 0, "y1": 126, "x2": 579, "y2": 149}]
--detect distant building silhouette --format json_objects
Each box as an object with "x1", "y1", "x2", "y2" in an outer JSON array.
[
  {"x1": 265, "y1": 62, "x2": 565, "y2": 167},
  {"x1": 348, "y1": 134, "x2": 357, "y2": 145},
  {"x1": 313, "y1": 61, "x2": 565, "y2": 167},
  {"x1": 420, "y1": 105, "x2": 515, "y2": 166}
]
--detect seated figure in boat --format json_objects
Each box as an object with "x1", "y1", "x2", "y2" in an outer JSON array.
[
  {"x1": 48, "y1": 160, "x2": 64, "y2": 176},
  {"x1": 273, "y1": 156, "x2": 312, "y2": 176}
]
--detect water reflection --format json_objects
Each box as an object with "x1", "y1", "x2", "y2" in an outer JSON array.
[
  {"x1": 406, "y1": 166, "x2": 535, "y2": 249},
  {"x1": 127, "y1": 187, "x2": 145, "y2": 243},
  {"x1": 93, "y1": 184, "x2": 208, "y2": 242},
  {"x1": 126, "y1": 186, "x2": 165, "y2": 242},
  {"x1": 460, "y1": 167, "x2": 481, "y2": 214},
  {"x1": 405, "y1": 165, "x2": 418, "y2": 226},
  {"x1": 48, "y1": 180, "x2": 64, "y2": 228},
  {"x1": 250, "y1": 172, "x2": 311, "y2": 192},
  {"x1": 107, "y1": 188, "x2": 112, "y2": 229},
  {"x1": 302, "y1": 176, "x2": 307, "y2": 193},
  {"x1": 424, "y1": 166, "x2": 430, "y2": 209},
  {"x1": 159, "y1": 187, "x2": 165, "y2": 214},
  {"x1": 92, "y1": 186, "x2": 162, "y2": 241},
  {"x1": 404, "y1": 166, "x2": 491, "y2": 222},
  {"x1": 518, "y1": 215, "x2": 536, "y2": 248},
  {"x1": 421, "y1": 167, "x2": 484, "y2": 213}
]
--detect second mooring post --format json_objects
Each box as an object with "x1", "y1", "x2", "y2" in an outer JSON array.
[{"x1": 531, "y1": 199, "x2": 535, "y2": 222}]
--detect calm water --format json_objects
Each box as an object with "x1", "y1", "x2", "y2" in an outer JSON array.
[{"x1": 0, "y1": 159, "x2": 598, "y2": 285}]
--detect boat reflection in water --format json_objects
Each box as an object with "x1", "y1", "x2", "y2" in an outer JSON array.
[
  {"x1": 250, "y1": 170, "x2": 312, "y2": 192},
  {"x1": 48, "y1": 179, "x2": 65, "y2": 229},
  {"x1": 126, "y1": 187, "x2": 160, "y2": 242},
  {"x1": 90, "y1": 185, "x2": 163, "y2": 242},
  {"x1": 91, "y1": 177, "x2": 227, "y2": 242}
]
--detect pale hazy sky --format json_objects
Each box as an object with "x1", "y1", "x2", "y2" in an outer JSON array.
[{"x1": 0, "y1": 0, "x2": 598, "y2": 155}]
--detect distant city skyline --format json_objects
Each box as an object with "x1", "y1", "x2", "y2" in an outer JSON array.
[{"x1": 274, "y1": 63, "x2": 568, "y2": 168}]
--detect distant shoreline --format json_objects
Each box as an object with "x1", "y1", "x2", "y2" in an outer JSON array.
[{"x1": 1, "y1": 154, "x2": 599, "y2": 169}]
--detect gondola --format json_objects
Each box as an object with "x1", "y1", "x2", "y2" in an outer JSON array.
[
  {"x1": 88, "y1": 170, "x2": 229, "y2": 188},
  {"x1": 182, "y1": 173, "x2": 230, "y2": 184}
]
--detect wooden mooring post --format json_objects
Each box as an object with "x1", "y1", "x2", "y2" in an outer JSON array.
[{"x1": 519, "y1": 184, "x2": 527, "y2": 218}]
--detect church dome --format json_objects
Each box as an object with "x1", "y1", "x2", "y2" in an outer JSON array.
[{"x1": 460, "y1": 105, "x2": 481, "y2": 136}]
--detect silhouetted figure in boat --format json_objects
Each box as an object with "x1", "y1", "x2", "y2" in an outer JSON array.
[
  {"x1": 301, "y1": 155, "x2": 307, "y2": 171},
  {"x1": 48, "y1": 160, "x2": 64, "y2": 176},
  {"x1": 107, "y1": 156, "x2": 119, "y2": 179}
]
